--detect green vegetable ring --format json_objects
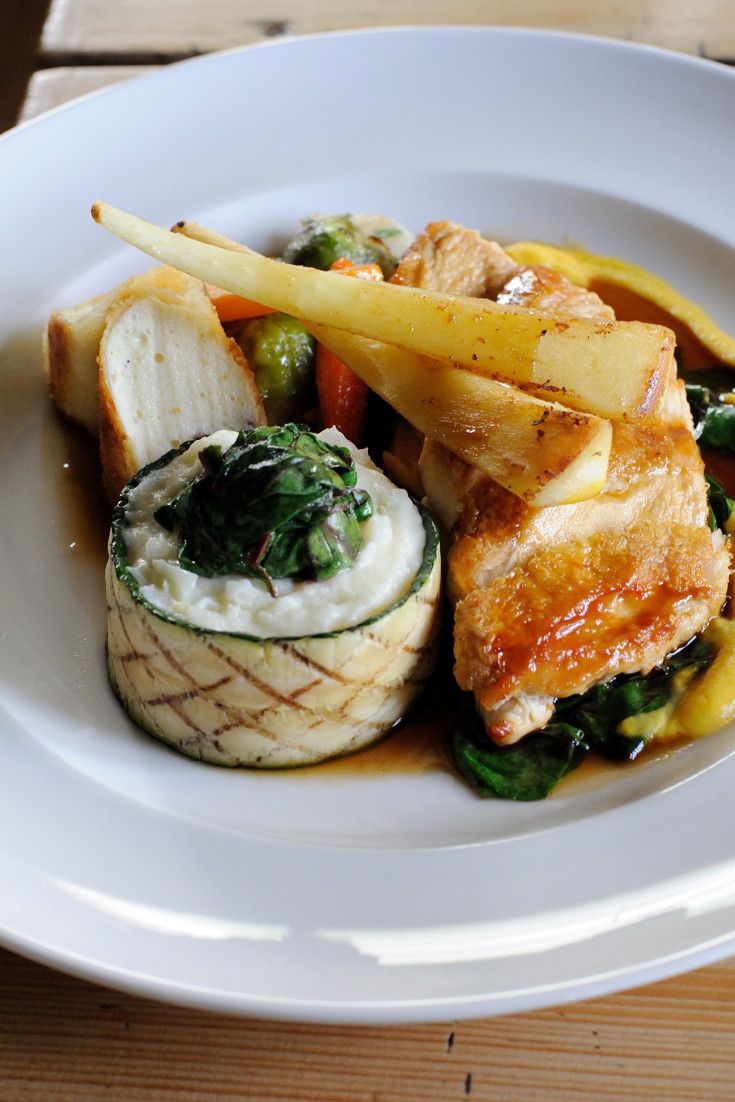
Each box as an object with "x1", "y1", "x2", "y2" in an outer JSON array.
[{"x1": 106, "y1": 434, "x2": 441, "y2": 768}]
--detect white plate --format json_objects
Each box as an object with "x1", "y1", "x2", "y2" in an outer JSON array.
[{"x1": 3, "y1": 26, "x2": 735, "y2": 1023}]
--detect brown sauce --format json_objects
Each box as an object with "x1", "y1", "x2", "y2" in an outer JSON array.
[
  {"x1": 48, "y1": 417, "x2": 111, "y2": 566},
  {"x1": 556, "y1": 735, "x2": 685, "y2": 796},
  {"x1": 589, "y1": 279, "x2": 715, "y2": 370},
  {"x1": 299, "y1": 666, "x2": 459, "y2": 778}
]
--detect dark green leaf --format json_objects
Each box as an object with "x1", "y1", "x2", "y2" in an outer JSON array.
[
  {"x1": 701, "y1": 405, "x2": 735, "y2": 452},
  {"x1": 154, "y1": 424, "x2": 374, "y2": 590},
  {"x1": 705, "y1": 473, "x2": 735, "y2": 532},
  {"x1": 553, "y1": 635, "x2": 714, "y2": 760},
  {"x1": 661, "y1": 634, "x2": 713, "y2": 674},
  {"x1": 685, "y1": 381, "x2": 735, "y2": 453},
  {"x1": 451, "y1": 689, "x2": 588, "y2": 802},
  {"x1": 684, "y1": 382, "x2": 712, "y2": 433},
  {"x1": 453, "y1": 719, "x2": 588, "y2": 801}
]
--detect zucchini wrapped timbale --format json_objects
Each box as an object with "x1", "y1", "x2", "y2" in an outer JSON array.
[{"x1": 106, "y1": 425, "x2": 441, "y2": 766}]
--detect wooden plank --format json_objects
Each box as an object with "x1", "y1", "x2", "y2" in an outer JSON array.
[
  {"x1": 19, "y1": 65, "x2": 155, "y2": 122},
  {"x1": 2, "y1": 946, "x2": 735, "y2": 1100},
  {"x1": 39, "y1": 0, "x2": 735, "y2": 60}
]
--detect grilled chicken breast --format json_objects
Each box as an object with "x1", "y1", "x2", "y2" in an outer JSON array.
[
  {"x1": 391, "y1": 219, "x2": 518, "y2": 297},
  {"x1": 401, "y1": 222, "x2": 730, "y2": 743}
]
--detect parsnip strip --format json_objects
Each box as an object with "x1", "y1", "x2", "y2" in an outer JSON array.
[
  {"x1": 309, "y1": 325, "x2": 611, "y2": 505},
  {"x1": 92, "y1": 202, "x2": 673, "y2": 421},
  {"x1": 172, "y1": 221, "x2": 611, "y2": 503}
]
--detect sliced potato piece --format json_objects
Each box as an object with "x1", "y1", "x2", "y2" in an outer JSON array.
[
  {"x1": 92, "y1": 202, "x2": 674, "y2": 421},
  {"x1": 45, "y1": 288, "x2": 116, "y2": 434},
  {"x1": 309, "y1": 325, "x2": 611, "y2": 506},
  {"x1": 98, "y1": 266, "x2": 265, "y2": 500}
]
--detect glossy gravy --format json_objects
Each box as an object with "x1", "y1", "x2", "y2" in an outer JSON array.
[{"x1": 50, "y1": 418, "x2": 110, "y2": 568}]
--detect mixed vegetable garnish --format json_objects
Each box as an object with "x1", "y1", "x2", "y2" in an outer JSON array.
[{"x1": 230, "y1": 215, "x2": 392, "y2": 445}]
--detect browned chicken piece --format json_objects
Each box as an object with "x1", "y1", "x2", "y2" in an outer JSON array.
[
  {"x1": 406, "y1": 222, "x2": 730, "y2": 743},
  {"x1": 427, "y1": 409, "x2": 729, "y2": 741},
  {"x1": 383, "y1": 220, "x2": 520, "y2": 495},
  {"x1": 496, "y1": 264, "x2": 615, "y2": 323},
  {"x1": 391, "y1": 220, "x2": 518, "y2": 297}
]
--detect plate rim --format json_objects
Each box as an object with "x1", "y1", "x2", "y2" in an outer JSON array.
[{"x1": 3, "y1": 24, "x2": 735, "y2": 1023}]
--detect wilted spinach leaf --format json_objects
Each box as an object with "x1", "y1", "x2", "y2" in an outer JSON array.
[
  {"x1": 452, "y1": 636, "x2": 715, "y2": 800},
  {"x1": 452, "y1": 711, "x2": 587, "y2": 801},
  {"x1": 155, "y1": 424, "x2": 373, "y2": 592},
  {"x1": 553, "y1": 635, "x2": 714, "y2": 761},
  {"x1": 685, "y1": 382, "x2": 735, "y2": 453},
  {"x1": 705, "y1": 473, "x2": 735, "y2": 532}
]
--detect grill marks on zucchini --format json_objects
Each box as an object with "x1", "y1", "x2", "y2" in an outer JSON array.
[
  {"x1": 109, "y1": 571, "x2": 326, "y2": 755},
  {"x1": 106, "y1": 433, "x2": 442, "y2": 766},
  {"x1": 108, "y1": 561, "x2": 440, "y2": 764}
]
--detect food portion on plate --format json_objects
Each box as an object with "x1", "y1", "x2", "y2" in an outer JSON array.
[
  {"x1": 107, "y1": 424, "x2": 440, "y2": 766},
  {"x1": 43, "y1": 203, "x2": 735, "y2": 797}
]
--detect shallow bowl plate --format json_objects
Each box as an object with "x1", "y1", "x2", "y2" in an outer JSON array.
[{"x1": 2, "y1": 26, "x2": 735, "y2": 1022}]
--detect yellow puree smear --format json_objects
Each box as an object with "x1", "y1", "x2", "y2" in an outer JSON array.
[
  {"x1": 506, "y1": 240, "x2": 735, "y2": 746},
  {"x1": 618, "y1": 619, "x2": 735, "y2": 744},
  {"x1": 506, "y1": 241, "x2": 735, "y2": 371}
]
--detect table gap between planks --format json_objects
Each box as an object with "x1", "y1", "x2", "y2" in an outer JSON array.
[{"x1": 8, "y1": 1, "x2": 735, "y2": 1100}]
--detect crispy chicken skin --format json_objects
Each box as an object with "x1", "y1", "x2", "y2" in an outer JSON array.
[
  {"x1": 404, "y1": 222, "x2": 730, "y2": 743},
  {"x1": 442, "y1": 417, "x2": 729, "y2": 740}
]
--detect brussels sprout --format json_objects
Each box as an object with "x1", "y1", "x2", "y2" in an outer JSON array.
[
  {"x1": 233, "y1": 313, "x2": 315, "y2": 424},
  {"x1": 282, "y1": 214, "x2": 397, "y2": 277}
]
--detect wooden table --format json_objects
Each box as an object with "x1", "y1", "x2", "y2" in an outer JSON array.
[{"x1": 6, "y1": 4, "x2": 735, "y2": 1099}]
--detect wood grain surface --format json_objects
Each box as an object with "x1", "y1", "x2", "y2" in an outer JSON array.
[
  {"x1": 8, "y1": 6, "x2": 735, "y2": 1100},
  {"x1": 19, "y1": 65, "x2": 153, "y2": 121},
  {"x1": 39, "y1": 0, "x2": 735, "y2": 60},
  {"x1": 3, "y1": 946, "x2": 735, "y2": 1101}
]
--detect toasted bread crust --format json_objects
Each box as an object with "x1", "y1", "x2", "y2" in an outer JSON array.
[
  {"x1": 45, "y1": 290, "x2": 115, "y2": 434},
  {"x1": 97, "y1": 267, "x2": 265, "y2": 500}
]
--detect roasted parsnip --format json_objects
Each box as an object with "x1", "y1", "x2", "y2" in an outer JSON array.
[
  {"x1": 92, "y1": 201, "x2": 674, "y2": 421},
  {"x1": 176, "y1": 217, "x2": 612, "y2": 504},
  {"x1": 310, "y1": 326, "x2": 611, "y2": 506}
]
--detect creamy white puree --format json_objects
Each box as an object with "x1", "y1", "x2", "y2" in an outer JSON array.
[{"x1": 124, "y1": 428, "x2": 425, "y2": 637}]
